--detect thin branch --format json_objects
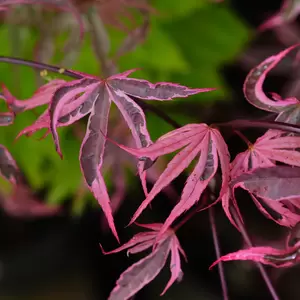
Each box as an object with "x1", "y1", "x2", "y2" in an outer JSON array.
[
  {"x1": 216, "y1": 119, "x2": 300, "y2": 135},
  {"x1": 230, "y1": 206, "x2": 280, "y2": 300},
  {"x1": 0, "y1": 56, "x2": 83, "y2": 79},
  {"x1": 209, "y1": 207, "x2": 229, "y2": 300}
]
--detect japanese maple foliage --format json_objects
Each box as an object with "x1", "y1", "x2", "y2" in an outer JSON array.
[
  {"x1": 100, "y1": 223, "x2": 186, "y2": 299},
  {"x1": 230, "y1": 129, "x2": 300, "y2": 179},
  {"x1": 10, "y1": 69, "x2": 213, "y2": 241},
  {"x1": 3, "y1": 27, "x2": 300, "y2": 298},
  {"x1": 116, "y1": 123, "x2": 230, "y2": 240}
]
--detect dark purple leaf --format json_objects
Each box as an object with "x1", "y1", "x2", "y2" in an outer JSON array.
[{"x1": 79, "y1": 84, "x2": 119, "y2": 241}]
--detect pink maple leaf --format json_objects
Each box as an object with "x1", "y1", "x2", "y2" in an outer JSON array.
[
  {"x1": 1, "y1": 79, "x2": 66, "y2": 113},
  {"x1": 210, "y1": 240, "x2": 300, "y2": 269},
  {"x1": 259, "y1": 0, "x2": 300, "y2": 31},
  {"x1": 100, "y1": 222, "x2": 187, "y2": 299},
  {"x1": 210, "y1": 223, "x2": 300, "y2": 277},
  {"x1": 243, "y1": 44, "x2": 299, "y2": 119},
  {"x1": 16, "y1": 70, "x2": 214, "y2": 241},
  {"x1": 231, "y1": 129, "x2": 300, "y2": 179},
  {"x1": 224, "y1": 166, "x2": 300, "y2": 229},
  {"x1": 116, "y1": 123, "x2": 230, "y2": 240},
  {"x1": 100, "y1": 118, "x2": 178, "y2": 232}
]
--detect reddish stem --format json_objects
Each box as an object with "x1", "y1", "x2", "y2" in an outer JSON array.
[{"x1": 209, "y1": 207, "x2": 229, "y2": 300}]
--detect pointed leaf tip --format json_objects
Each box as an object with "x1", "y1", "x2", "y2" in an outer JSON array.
[{"x1": 243, "y1": 44, "x2": 299, "y2": 113}]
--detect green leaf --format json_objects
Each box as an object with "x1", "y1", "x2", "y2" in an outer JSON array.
[
  {"x1": 161, "y1": 4, "x2": 251, "y2": 100},
  {"x1": 117, "y1": 21, "x2": 189, "y2": 74},
  {"x1": 152, "y1": 0, "x2": 208, "y2": 19}
]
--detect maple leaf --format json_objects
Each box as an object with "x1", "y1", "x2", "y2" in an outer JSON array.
[
  {"x1": 116, "y1": 123, "x2": 230, "y2": 240},
  {"x1": 1, "y1": 79, "x2": 66, "y2": 114},
  {"x1": 100, "y1": 223, "x2": 187, "y2": 299},
  {"x1": 259, "y1": 0, "x2": 300, "y2": 31},
  {"x1": 231, "y1": 129, "x2": 300, "y2": 179},
  {"x1": 210, "y1": 240, "x2": 300, "y2": 269},
  {"x1": 17, "y1": 71, "x2": 213, "y2": 241},
  {"x1": 100, "y1": 118, "x2": 178, "y2": 232},
  {"x1": 243, "y1": 44, "x2": 299, "y2": 118},
  {"x1": 224, "y1": 166, "x2": 300, "y2": 229}
]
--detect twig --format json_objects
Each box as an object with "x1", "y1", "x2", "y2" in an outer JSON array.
[
  {"x1": 209, "y1": 207, "x2": 229, "y2": 300},
  {"x1": 230, "y1": 206, "x2": 280, "y2": 300}
]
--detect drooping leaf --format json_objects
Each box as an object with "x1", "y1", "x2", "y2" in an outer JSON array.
[
  {"x1": 79, "y1": 84, "x2": 119, "y2": 241},
  {"x1": 233, "y1": 166, "x2": 300, "y2": 202},
  {"x1": 210, "y1": 241, "x2": 300, "y2": 269},
  {"x1": 228, "y1": 166, "x2": 300, "y2": 228},
  {"x1": 108, "y1": 238, "x2": 171, "y2": 300},
  {"x1": 100, "y1": 223, "x2": 186, "y2": 299}
]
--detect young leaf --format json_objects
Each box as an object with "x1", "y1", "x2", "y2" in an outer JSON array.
[{"x1": 100, "y1": 223, "x2": 186, "y2": 299}]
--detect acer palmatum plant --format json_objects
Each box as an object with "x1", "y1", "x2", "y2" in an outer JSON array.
[{"x1": 2, "y1": 43, "x2": 300, "y2": 299}]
